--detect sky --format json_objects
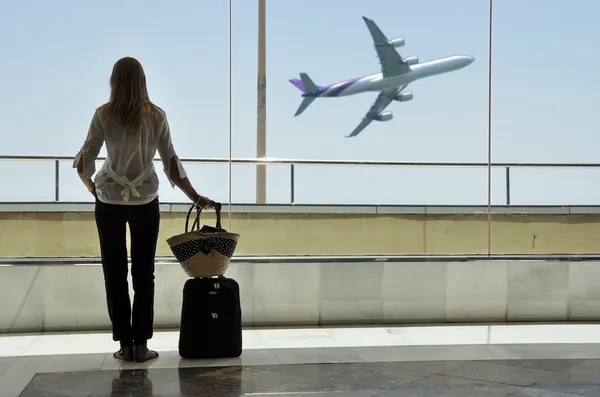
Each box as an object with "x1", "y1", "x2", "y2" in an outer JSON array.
[{"x1": 0, "y1": 0, "x2": 599, "y2": 205}]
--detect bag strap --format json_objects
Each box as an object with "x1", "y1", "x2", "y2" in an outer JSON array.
[
  {"x1": 184, "y1": 202, "x2": 223, "y2": 233},
  {"x1": 214, "y1": 202, "x2": 222, "y2": 229},
  {"x1": 184, "y1": 204, "x2": 199, "y2": 233}
]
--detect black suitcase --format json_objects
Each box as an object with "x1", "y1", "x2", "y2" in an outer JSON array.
[{"x1": 178, "y1": 276, "x2": 243, "y2": 359}]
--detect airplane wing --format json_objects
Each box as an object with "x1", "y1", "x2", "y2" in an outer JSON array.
[
  {"x1": 346, "y1": 84, "x2": 408, "y2": 138},
  {"x1": 362, "y1": 16, "x2": 411, "y2": 78},
  {"x1": 346, "y1": 117, "x2": 375, "y2": 139}
]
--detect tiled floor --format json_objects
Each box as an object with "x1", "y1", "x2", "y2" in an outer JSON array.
[
  {"x1": 17, "y1": 359, "x2": 600, "y2": 397},
  {"x1": 1, "y1": 324, "x2": 600, "y2": 396}
]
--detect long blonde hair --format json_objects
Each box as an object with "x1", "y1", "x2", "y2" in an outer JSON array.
[{"x1": 104, "y1": 57, "x2": 155, "y2": 130}]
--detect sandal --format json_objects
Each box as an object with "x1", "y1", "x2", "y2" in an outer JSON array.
[
  {"x1": 113, "y1": 345, "x2": 134, "y2": 362},
  {"x1": 133, "y1": 344, "x2": 159, "y2": 363}
]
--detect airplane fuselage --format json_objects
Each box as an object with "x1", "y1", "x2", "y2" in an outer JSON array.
[{"x1": 307, "y1": 55, "x2": 474, "y2": 98}]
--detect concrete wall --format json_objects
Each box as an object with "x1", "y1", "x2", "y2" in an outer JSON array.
[
  {"x1": 1, "y1": 258, "x2": 599, "y2": 333},
  {"x1": 1, "y1": 203, "x2": 600, "y2": 256}
]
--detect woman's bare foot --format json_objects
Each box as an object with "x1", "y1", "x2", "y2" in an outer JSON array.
[
  {"x1": 133, "y1": 344, "x2": 159, "y2": 363},
  {"x1": 113, "y1": 345, "x2": 134, "y2": 362}
]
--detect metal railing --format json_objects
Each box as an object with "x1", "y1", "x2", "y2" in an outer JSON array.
[
  {"x1": 3, "y1": 253, "x2": 600, "y2": 266},
  {"x1": 1, "y1": 154, "x2": 600, "y2": 204}
]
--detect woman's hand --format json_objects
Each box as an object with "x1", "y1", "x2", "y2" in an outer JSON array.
[
  {"x1": 195, "y1": 195, "x2": 216, "y2": 209},
  {"x1": 79, "y1": 175, "x2": 97, "y2": 198}
]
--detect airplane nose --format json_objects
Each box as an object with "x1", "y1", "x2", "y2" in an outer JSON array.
[{"x1": 463, "y1": 56, "x2": 475, "y2": 66}]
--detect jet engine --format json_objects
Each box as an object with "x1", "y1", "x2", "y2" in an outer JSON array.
[
  {"x1": 374, "y1": 111, "x2": 393, "y2": 122},
  {"x1": 403, "y1": 56, "x2": 419, "y2": 66},
  {"x1": 388, "y1": 38, "x2": 405, "y2": 48},
  {"x1": 395, "y1": 91, "x2": 413, "y2": 102}
]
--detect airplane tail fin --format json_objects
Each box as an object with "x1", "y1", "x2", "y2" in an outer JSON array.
[
  {"x1": 289, "y1": 78, "x2": 306, "y2": 93},
  {"x1": 289, "y1": 73, "x2": 320, "y2": 116},
  {"x1": 293, "y1": 96, "x2": 316, "y2": 117},
  {"x1": 289, "y1": 72, "x2": 321, "y2": 94}
]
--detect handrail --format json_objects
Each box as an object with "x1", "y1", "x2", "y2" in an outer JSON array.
[
  {"x1": 1, "y1": 254, "x2": 600, "y2": 265},
  {"x1": 2, "y1": 154, "x2": 600, "y2": 204},
  {"x1": 2, "y1": 154, "x2": 600, "y2": 167}
]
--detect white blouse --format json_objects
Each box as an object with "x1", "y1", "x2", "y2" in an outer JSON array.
[{"x1": 73, "y1": 104, "x2": 187, "y2": 205}]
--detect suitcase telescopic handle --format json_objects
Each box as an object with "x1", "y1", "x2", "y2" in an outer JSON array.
[{"x1": 185, "y1": 202, "x2": 223, "y2": 233}]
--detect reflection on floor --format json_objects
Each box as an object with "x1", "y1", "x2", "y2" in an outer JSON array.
[
  {"x1": 1, "y1": 324, "x2": 600, "y2": 396},
  {"x1": 18, "y1": 360, "x2": 600, "y2": 397}
]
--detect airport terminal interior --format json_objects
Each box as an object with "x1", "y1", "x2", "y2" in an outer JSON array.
[
  {"x1": 3, "y1": 1, "x2": 600, "y2": 396},
  {"x1": 2, "y1": 206, "x2": 600, "y2": 396}
]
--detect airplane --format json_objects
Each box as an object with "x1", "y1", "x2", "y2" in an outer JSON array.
[{"x1": 289, "y1": 16, "x2": 475, "y2": 138}]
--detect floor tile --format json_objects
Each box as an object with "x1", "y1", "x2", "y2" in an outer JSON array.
[
  {"x1": 4, "y1": 325, "x2": 600, "y2": 360},
  {"x1": 151, "y1": 365, "x2": 305, "y2": 395},
  {"x1": 385, "y1": 325, "x2": 490, "y2": 346},
  {"x1": 22, "y1": 332, "x2": 113, "y2": 356},
  {"x1": 325, "y1": 327, "x2": 397, "y2": 347},
  {"x1": 510, "y1": 387, "x2": 582, "y2": 397},
  {"x1": 375, "y1": 373, "x2": 522, "y2": 397},
  {"x1": 257, "y1": 393, "x2": 380, "y2": 397},
  {"x1": 271, "y1": 347, "x2": 364, "y2": 365},
  {"x1": 0, "y1": 353, "x2": 105, "y2": 397},
  {"x1": 259, "y1": 361, "x2": 428, "y2": 391},
  {"x1": 240, "y1": 329, "x2": 268, "y2": 349},
  {"x1": 487, "y1": 344, "x2": 600, "y2": 361},
  {"x1": 530, "y1": 359, "x2": 600, "y2": 396},
  {"x1": 568, "y1": 359, "x2": 600, "y2": 372},
  {"x1": 490, "y1": 325, "x2": 600, "y2": 345},
  {"x1": 3, "y1": 325, "x2": 600, "y2": 396},
  {"x1": 0, "y1": 357, "x2": 16, "y2": 377},
  {"x1": 0, "y1": 334, "x2": 39, "y2": 357},
  {"x1": 184, "y1": 348, "x2": 279, "y2": 367},
  {"x1": 0, "y1": 371, "x2": 34, "y2": 397},
  {"x1": 20, "y1": 371, "x2": 115, "y2": 397},
  {"x1": 258, "y1": 328, "x2": 341, "y2": 349},
  {"x1": 482, "y1": 359, "x2": 583, "y2": 372},
  {"x1": 437, "y1": 361, "x2": 555, "y2": 387},
  {"x1": 11, "y1": 360, "x2": 598, "y2": 397},
  {"x1": 351, "y1": 344, "x2": 496, "y2": 363}
]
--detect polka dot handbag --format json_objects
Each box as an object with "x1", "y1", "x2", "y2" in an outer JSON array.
[{"x1": 166, "y1": 202, "x2": 240, "y2": 278}]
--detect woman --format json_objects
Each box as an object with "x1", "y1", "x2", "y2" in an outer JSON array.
[{"x1": 74, "y1": 57, "x2": 214, "y2": 362}]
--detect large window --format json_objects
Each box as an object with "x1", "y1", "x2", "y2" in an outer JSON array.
[
  {"x1": 490, "y1": 0, "x2": 600, "y2": 254},
  {"x1": 1, "y1": 0, "x2": 598, "y2": 256},
  {"x1": 0, "y1": 0, "x2": 233, "y2": 203},
  {"x1": 265, "y1": 0, "x2": 490, "y2": 208},
  {"x1": 254, "y1": 0, "x2": 492, "y2": 255}
]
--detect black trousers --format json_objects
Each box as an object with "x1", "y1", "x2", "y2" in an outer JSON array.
[{"x1": 95, "y1": 197, "x2": 160, "y2": 344}]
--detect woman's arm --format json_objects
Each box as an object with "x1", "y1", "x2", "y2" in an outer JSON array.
[
  {"x1": 74, "y1": 110, "x2": 104, "y2": 196},
  {"x1": 78, "y1": 173, "x2": 97, "y2": 197},
  {"x1": 157, "y1": 116, "x2": 214, "y2": 208}
]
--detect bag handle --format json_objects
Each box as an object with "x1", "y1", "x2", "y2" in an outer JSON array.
[{"x1": 185, "y1": 202, "x2": 223, "y2": 233}]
